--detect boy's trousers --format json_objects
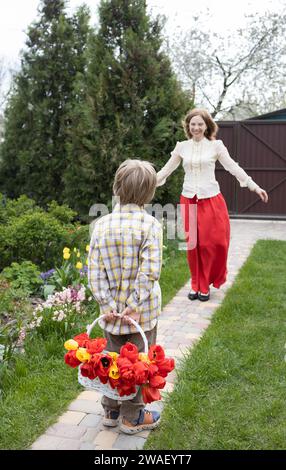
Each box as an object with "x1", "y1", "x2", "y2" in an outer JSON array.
[{"x1": 101, "y1": 324, "x2": 157, "y2": 422}]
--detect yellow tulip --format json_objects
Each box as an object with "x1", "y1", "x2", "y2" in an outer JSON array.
[
  {"x1": 73, "y1": 247, "x2": 77, "y2": 253},
  {"x1": 86, "y1": 245, "x2": 90, "y2": 252},
  {"x1": 108, "y1": 352, "x2": 119, "y2": 361},
  {"x1": 76, "y1": 262, "x2": 83, "y2": 269},
  {"x1": 76, "y1": 348, "x2": 91, "y2": 362},
  {"x1": 109, "y1": 364, "x2": 120, "y2": 379},
  {"x1": 63, "y1": 247, "x2": 70, "y2": 253},
  {"x1": 64, "y1": 339, "x2": 79, "y2": 351},
  {"x1": 77, "y1": 252, "x2": 81, "y2": 257},
  {"x1": 138, "y1": 353, "x2": 151, "y2": 364},
  {"x1": 63, "y1": 252, "x2": 71, "y2": 260},
  {"x1": 85, "y1": 258, "x2": 89, "y2": 266}
]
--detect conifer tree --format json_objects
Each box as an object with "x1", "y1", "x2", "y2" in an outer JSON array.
[
  {"x1": 0, "y1": 0, "x2": 90, "y2": 205},
  {"x1": 63, "y1": 0, "x2": 190, "y2": 218}
]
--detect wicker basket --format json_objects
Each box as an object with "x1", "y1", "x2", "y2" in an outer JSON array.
[{"x1": 78, "y1": 314, "x2": 149, "y2": 401}]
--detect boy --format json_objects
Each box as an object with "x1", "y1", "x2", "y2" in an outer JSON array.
[{"x1": 88, "y1": 159, "x2": 163, "y2": 434}]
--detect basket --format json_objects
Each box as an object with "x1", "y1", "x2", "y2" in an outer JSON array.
[{"x1": 78, "y1": 314, "x2": 149, "y2": 401}]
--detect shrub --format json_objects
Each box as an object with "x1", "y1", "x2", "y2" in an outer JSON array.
[
  {"x1": 0, "y1": 261, "x2": 44, "y2": 297},
  {"x1": 0, "y1": 211, "x2": 72, "y2": 271}
]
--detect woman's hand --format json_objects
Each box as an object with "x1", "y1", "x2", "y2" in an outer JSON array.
[{"x1": 255, "y1": 187, "x2": 268, "y2": 203}]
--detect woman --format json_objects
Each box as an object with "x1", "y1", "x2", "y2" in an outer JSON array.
[{"x1": 156, "y1": 108, "x2": 268, "y2": 301}]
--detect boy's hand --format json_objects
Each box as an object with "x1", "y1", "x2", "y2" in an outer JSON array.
[
  {"x1": 103, "y1": 308, "x2": 139, "y2": 325},
  {"x1": 104, "y1": 310, "x2": 120, "y2": 322},
  {"x1": 120, "y1": 307, "x2": 140, "y2": 325}
]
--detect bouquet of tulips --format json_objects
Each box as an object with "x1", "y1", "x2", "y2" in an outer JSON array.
[{"x1": 64, "y1": 333, "x2": 175, "y2": 403}]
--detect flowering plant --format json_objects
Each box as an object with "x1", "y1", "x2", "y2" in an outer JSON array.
[
  {"x1": 28, "y1": 285, "x2": 92, "y2": 336},
  {"x1": 64, "y1": 334, "x2": 175, "y2": 403},
  {"x1": 41, "y1": 245, "x2": 91, "y2": 299}
]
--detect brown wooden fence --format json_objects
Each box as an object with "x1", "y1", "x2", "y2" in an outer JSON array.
[{"x1": 216, "y1": 120, "x2": 286, "y2": 218}]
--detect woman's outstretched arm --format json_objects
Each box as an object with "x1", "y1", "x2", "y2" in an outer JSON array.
[{"x1": 156, "y1": 142, "x2": 182, "y2": 186}]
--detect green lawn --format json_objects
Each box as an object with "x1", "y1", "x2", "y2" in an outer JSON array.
[
  {"x1": 145, "y1": 240, "x2": 286, "y2": 450},
  {"x1": 0, "y1": 245, "x2": 189, "y2": 450}
]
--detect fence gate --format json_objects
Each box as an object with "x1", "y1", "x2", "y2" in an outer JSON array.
[{"x1": 216, "y1": 120, "x2": 286, "y2": 218}]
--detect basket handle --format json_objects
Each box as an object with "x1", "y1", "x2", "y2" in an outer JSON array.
[{"x1": 86, "y1": 314, "x2": 149, "y2": 354}]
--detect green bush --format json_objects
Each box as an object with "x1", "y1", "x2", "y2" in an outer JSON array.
[
  {"x1": 46, "y1": 200, "x2": 77, "y2": 225},
  {"x1": 0, "y1": 261, "x2": 43, "y2": 297},
  {"x1": 0, "y1": 195, "x2": 81, "y2": 271},
  {"x1": 0, "y1": 194, "x2": 39, "y2": 224},
  {"x1": 0, "y1": 212, "x2": 71, "y2": 271}
]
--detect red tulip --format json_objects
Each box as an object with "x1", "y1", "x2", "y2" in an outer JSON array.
[
  {"x1": 86, "y1": 338, "x2": 107, "y2": 354},
  {"x1": 133, "y1": 361, "x2": 149, "y2": 385},
  {"x1": 117, "y1": 357, "x2": 133, "y2": 374},
  {"x1": 148, "y1": 345, "x2": 165, "y2": 363},
  {"x1": 108, "y1": 377, "x2": 120, "y2": 389},
  {"x1": 157, "y1": 358, "x2": 175, "y2": 377},
  {"x1": 149, "y1": 374, "x2": 166, "y2": 389},
  {"x1": 80, "y1": 362, "x2": 98, "y2": 380},
  {"x1": 141, "y1": 385, "x2": 161, "y2": 404},
  {"x1": 96, "y1": 355, "x2": 113, "y2": 384},
  {"x1": 73, "y1": 333, "x2": 90, "y2": 348},
  {"x1": 64, "y1": 350, "x2": 81, "y2": 368},
  {"x1": 120, "y1": 342, "x2": 139, "y2": 363},
  {"x1": 147, "y1": 363, "x2": 159, "y2": 378},
  {"x1": 117, "y1": 381, "x2": 137, "y2": 397}
]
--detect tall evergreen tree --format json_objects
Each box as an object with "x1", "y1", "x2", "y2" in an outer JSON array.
[
  {"x1": 0, "y1": 0, "x2": 90, "y2": 205},
  {"x1": 63, "y1": 0, "x2": 191, "y2": 218}
]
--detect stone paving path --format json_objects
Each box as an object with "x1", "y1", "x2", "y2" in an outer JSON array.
[{"x1": 31, "y1": 219, "x2": 286, "y2": 450}]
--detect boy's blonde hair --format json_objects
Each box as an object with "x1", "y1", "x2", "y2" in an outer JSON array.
[{"x1": 113, "y1": 159, "x2": 157, "y2": 206}]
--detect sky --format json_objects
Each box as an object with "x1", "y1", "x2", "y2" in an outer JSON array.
[{"x1": 0, "y1": 0, "x2": 285, "y2": 64}]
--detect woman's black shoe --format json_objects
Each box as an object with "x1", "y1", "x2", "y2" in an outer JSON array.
[
  {"x1": 198, "y1": 292, "x2": 210, "y2": 302},
  {"x1": 188, "y1": 291, "x2": 198, "y2": 301}
]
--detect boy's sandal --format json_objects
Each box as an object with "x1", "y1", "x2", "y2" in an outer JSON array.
[
  {"x1": 103, "y1": 409, "x2": 120, "y2": 427},
  {"x1": 119, "y1": 409, "x2": 161, "y2": 435}
]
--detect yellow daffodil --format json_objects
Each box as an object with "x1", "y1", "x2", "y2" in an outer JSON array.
[
  {"x1": 64, "y1": 339, "x2": 79, "y2": 351},
  {"x1": 76, "y1": 262, "x2": 83, "y2": 270},
  {"x1": 108, "y1": 352, "x2": 119, "y2": 361},
  {"x1": 76, "y1": 348, "x2": 91, "y2": 362},
  {"x1": 86, "y1": 245, "x2": 90, "y2": 252},
  {"x1": 63, "y1": 247, "x2": 70, "y2": 253},
  {"x1": 109, "y1": 363, "x2": 120, "y2": 379},
  {"x1": 63, "y1": 252, "x2": 71, "y2": 260}
]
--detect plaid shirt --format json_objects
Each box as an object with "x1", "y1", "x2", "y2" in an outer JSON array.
[{"x1": 88, "y1": 203, "x2": 163, "y2": 335}]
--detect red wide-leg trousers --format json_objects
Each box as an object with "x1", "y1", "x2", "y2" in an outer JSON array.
[{"x1": 180, "y1": 193, "x2": 230, "y2": 293}]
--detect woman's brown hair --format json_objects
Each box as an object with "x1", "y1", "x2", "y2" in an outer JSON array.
[{"x1": 182, "y1": 108, "x2": 218, "y2": 140}]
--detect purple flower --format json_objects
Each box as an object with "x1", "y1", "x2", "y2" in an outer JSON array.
[{"x1": 40, "y1": 269, "x2": 56, "y2": 281}]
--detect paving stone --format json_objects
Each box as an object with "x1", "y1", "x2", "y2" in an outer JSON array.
[
  {"x1": 79, "y1": 413, "x2": 103, "y2": 429},
  {"x1": 68, "y1": 399, "x2": 103, "y2": 415},
  {"x1": 93, "y1": 430, "x2": 118, "y2": 449},
  {"x1": 46, "y1": 423, "x2": 87, "y2": 440},
  {"x1": 77, "y1": 390, "x2": 101, "y2": 401},
  {"x1": 31, "y1": 435, "x2": 62, "y2": 450},
  {"x1": 81, "y1": 428, "x2": 100, "y2": 442},
  {"x1": 80, "y1": 442, "x2": 96, "y2": 450},
  {"x1": 31, "y1": 435, "x2": 81, "y2": 450},
  {"x1": 58, "y1": 411, "x2": 86, "y2": 425},
  {"x1": 114, "y1": 434, "x2": 146, "y2": 450}
]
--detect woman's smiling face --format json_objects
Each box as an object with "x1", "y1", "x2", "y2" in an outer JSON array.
[{"x1": 189, "y1": 115, "x2": 207, "y2": 139}]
